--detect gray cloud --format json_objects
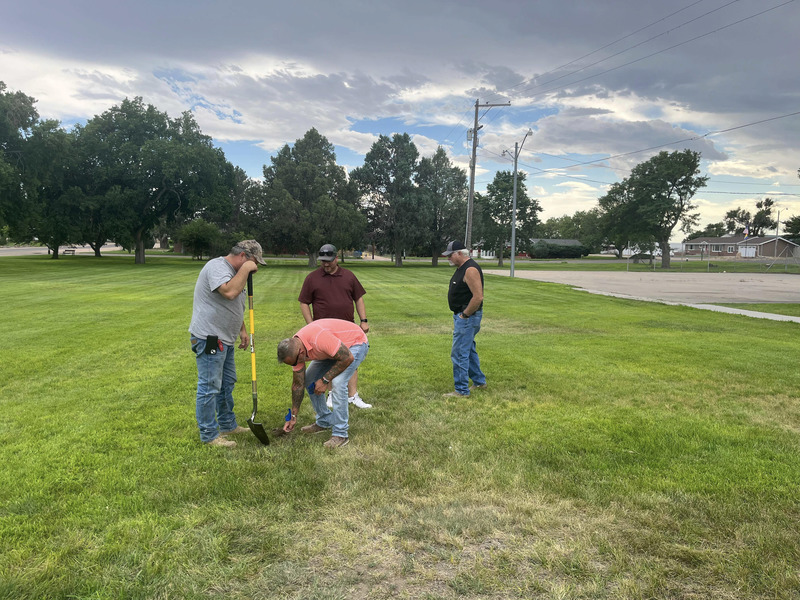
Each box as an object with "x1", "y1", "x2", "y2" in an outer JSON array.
[{"x1": 1, "y1": 0, "x2": 798, "y2": 230}]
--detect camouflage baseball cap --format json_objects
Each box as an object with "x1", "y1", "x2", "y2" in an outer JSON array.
[{"x1": 235, "y1": 240, "x2": 266, "y2": 265}]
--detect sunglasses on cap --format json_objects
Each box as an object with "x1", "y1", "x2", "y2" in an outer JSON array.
[{"x1": 319, "y1": 251, "x2": 336, "y2": 257}]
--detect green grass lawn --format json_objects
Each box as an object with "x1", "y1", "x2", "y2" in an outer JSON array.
[{"x1": 1, "y1": 255, "x2": 799, "y2": 599}]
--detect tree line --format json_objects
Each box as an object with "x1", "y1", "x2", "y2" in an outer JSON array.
[
  {"x1": 6, "y1": 81, "x2": 790, "y2": 269},
  {"x1": 536, "y1": 156, "x2": 799, "y2": 268},
  {"x1": 0, "y1": 82, "x2": 545, "y2": 266}
]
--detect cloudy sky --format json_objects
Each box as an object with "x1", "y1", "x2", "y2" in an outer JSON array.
[{"x1": 2, "y1": 0, "x2": 799, "y2": 239}]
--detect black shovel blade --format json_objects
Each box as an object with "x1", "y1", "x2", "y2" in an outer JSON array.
[{"x1": 248, "y1": 418, "x2": 270, "y2": 445}]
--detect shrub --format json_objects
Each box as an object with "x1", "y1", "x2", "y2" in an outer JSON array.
[{"x1": 178, "y1": 219, "x2": 222, "y2": 260}]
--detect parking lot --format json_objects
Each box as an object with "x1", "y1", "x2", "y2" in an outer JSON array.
[{"x1": 484, "y1": 270, "x2": 800, "y2": 323}]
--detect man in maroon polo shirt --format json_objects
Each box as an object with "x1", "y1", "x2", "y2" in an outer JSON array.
[{"x1": 298, "y1": 243, "x2": 373, "y2": 408}]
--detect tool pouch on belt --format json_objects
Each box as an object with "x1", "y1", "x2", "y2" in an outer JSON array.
[{"x1": 204, "y1": 335, "x2": 219, "y2": 355}]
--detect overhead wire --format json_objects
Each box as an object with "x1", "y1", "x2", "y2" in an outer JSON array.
[
  {"x1": 518, "y1": 0, "x2": 796, "y2": 100},
  {"x1": 457, "y1": 2, "x2": 774, "y2": 156},
  {"x1": 479, "y1": 109, "x2": 800, "y2": 178},
  {"x1": 450, "y1": 0, "x2": 706, "y2": 149},
  {"x1": 458, "y1": 1, "x2": 799, "y2": 204},
  {"x1": 440, "y1": 106, "x2": 481, "y2": 149},
  {"x1": 459, "y1": 0, "x2": 707, "y2": 142},
  {"x1": 529, "y1": 0, "x2": 709, "y2": 75},
  {"x1": 483, "y1": 0, "x2": 722, "y2": 104},
  {"x1": 479, "y1": 120, "x2": 800, "y2": 197},
  {"x1": 491, "y1": 0, "x2": 743, "y2": 103},
  {"x1": 522, "y1": 109, "x2": 800, "y2": 173}
]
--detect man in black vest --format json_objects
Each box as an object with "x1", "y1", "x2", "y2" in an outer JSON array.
[{"x1": 442, "y1": 241, "x2": 487, "y2": 397}]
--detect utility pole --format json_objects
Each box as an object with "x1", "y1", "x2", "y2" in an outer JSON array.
[
  {"x1": 502, "y1": 129, "x2": 532, "y2": 278},
  {"x1": 465, "y1": 98, "x2": 510, "y2": 254}
]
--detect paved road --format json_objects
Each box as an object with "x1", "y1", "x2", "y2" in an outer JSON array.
[
  {"x1": 484, "y1": 270, "x2": 800, "y2": 323},
  {"x1": 0, "y1": 244, "x2": 121, "y2": 256}
]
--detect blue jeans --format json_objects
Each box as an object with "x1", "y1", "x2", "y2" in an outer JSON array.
[
  {"x1": 451, "y1": 310, "x2": 486, "y2": 395},
  {"x1": 191, "y1": 336, "x2": 239, "y2": 442},
  {"x1": 305, "y1": 343, "x2": 368, "y2": 438}
]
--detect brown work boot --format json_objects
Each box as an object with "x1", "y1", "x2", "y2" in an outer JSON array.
[
  {"x1": 206, "y1": 436, "x2": 236, "y2": 448},
  {"x1": 220, "y1": 426, "x2": 249, "y2": 435},
  {"x1": 301, "y1": 423, "x2": 328, "y2": 434},
  {"x1": 323, "y1": 436, "x2": 350, "y2": 449}
]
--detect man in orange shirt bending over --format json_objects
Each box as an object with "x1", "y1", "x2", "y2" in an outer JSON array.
[{"x1": 277, "y1": 319, "x2": 369, "y2": 449}]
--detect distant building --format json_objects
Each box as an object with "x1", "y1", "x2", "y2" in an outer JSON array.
[
  {"x1": 474, "y1": 238, "x2": 582, "y2": 258},
  {"x1": 683, "y1": 235, "x2": 746, "y2": 257},
  {"x1": 528, "y1": 238, "x2": 583, "y2": 247},
  {"x1": 682, "y1": 235, "x2": 798, "y2": 258},
  {"x1": 476, "y1": 238, "x2": 583, "y2": 259},
  {"x1": 736, "y1": 236, "x2": 798, "y2": 258}
]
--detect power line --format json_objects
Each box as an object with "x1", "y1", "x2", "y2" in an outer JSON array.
[
  {"x1": 458, "y1": 3, "x2": 799, "y2": 208},
  {"x1": 448, "y1": 1, "x2": 795, "y2": 177},
  {"x1": 501, "y1": 0, "x2": 744, "y2": 101},
  {"x1": 486, "y1": 0, "x2": 713, "y2": 103},
  {"x1": 527, "y1": 150, "x2": 800, "y2": 187},
  {"x1": 478, "y1": 147, "x2": 800, "y2": 197},
  {"x1": 441, "y1": 108, "x2": 480, "y2": 148},
  {"x1": 519, "y1": 109, "x2": 800, "y2": 174},
  {"x1": 457, "y1": 2, "x2": 722, "y2": 147},
  {"x1": 515, "y1": 0, "x2": 796, "y2": 101},
  {"x1": 701, "y1": 191, "x2": 800, "y2": 196},
  {"x1": 709, "y1": 180, "x2": 800, "y2": 187}
]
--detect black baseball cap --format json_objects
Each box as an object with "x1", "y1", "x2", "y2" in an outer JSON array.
[{"x1": 442, "y1": 241, "x2": 466, "y2": 256}]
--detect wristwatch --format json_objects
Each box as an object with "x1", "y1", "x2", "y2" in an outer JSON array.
[
  {"x1": 321, "y1": 377, "x2": 331, "y2": 385},
  {"x1": 360, "y1": 319, "x2": 368, "y2": 323}
]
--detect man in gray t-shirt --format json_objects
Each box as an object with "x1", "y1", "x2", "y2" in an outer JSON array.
[{"x1": 189, "y1": 240, "x2": 265, "y2": 448}]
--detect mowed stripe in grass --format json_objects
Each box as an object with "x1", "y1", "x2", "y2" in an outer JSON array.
[{"x1": 1, "y1": 255, "x2": 799, "y2": 599}]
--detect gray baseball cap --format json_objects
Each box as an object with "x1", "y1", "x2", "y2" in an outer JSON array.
[{"x1": 318, "y1": 243, "x2": 337, "y2": 262}]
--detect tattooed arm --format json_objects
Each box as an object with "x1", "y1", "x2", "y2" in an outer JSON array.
[
  {"x1": 284, "y1": 364, "x2": 306, "y2": 432},
  {"x1": 311, "y1": 343, "x2": 354, "y2": 394}
]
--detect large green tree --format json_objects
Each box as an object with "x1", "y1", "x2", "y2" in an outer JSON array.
[
  {"x1": 351, "y1": 133, "x2": 422, "y2": 267},
  {"x1": 724, "y1": 198, "x2": 777, "y2": 237},
  {"x1": 597, "y1": 180, "x2": 644, "y2": 258},
  {"x1": 478, "y1": 170, "x2": 541, "y2": 267},
  {"x1": 75, "y1": 98, "x2": 233, "y2": 263},
  {"x1": 685, "y1": 221, "x2": 727, "y2": 240},
  {"x1": 538, "y1": 208, "x2": 604, "y2": 253},
  {"x1": 783, "y1": 214, "x2": 800, "y2": 241},
  {"x1": 246, "y1": 128, "x2": 364, "y2": 266},
  {"x1": 599, "y1": 150, "x2": 707, "y2": 268},
  {"x1": 415, "y1": 147, "x2": 467, "y2": 265},
  {"x1": 19, "y1": 120, "x2": 82, "y2": 257},
  {"x1": 0, "y1": 82, "x2": 39, "y2": 233},
  {"x1": 62, "y1": 122, "x2": 121, "y2": 256}
]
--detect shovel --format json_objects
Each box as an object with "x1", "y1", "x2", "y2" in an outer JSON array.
[{"x1": 246, "y1": 273, "x2": 270, "y2": 445}]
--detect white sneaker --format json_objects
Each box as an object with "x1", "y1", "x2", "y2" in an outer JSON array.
[
  {"x1": 348, "y1": 393, "x2": 372, "y2": 409},
  {"x1": 326, "y1": 392, "x2": 333, "y2": 409}
]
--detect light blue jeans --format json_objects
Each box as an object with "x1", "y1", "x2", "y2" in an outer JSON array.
[
  {"x1": 451, "y1": 310, "x2": 486, "y2": 395},
  {"x1": 305, "y1": 343, "x2": 368, "y2": 438},
  {"x1": 191, "y1": 336, "x2": 239, "y2": 443}
]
